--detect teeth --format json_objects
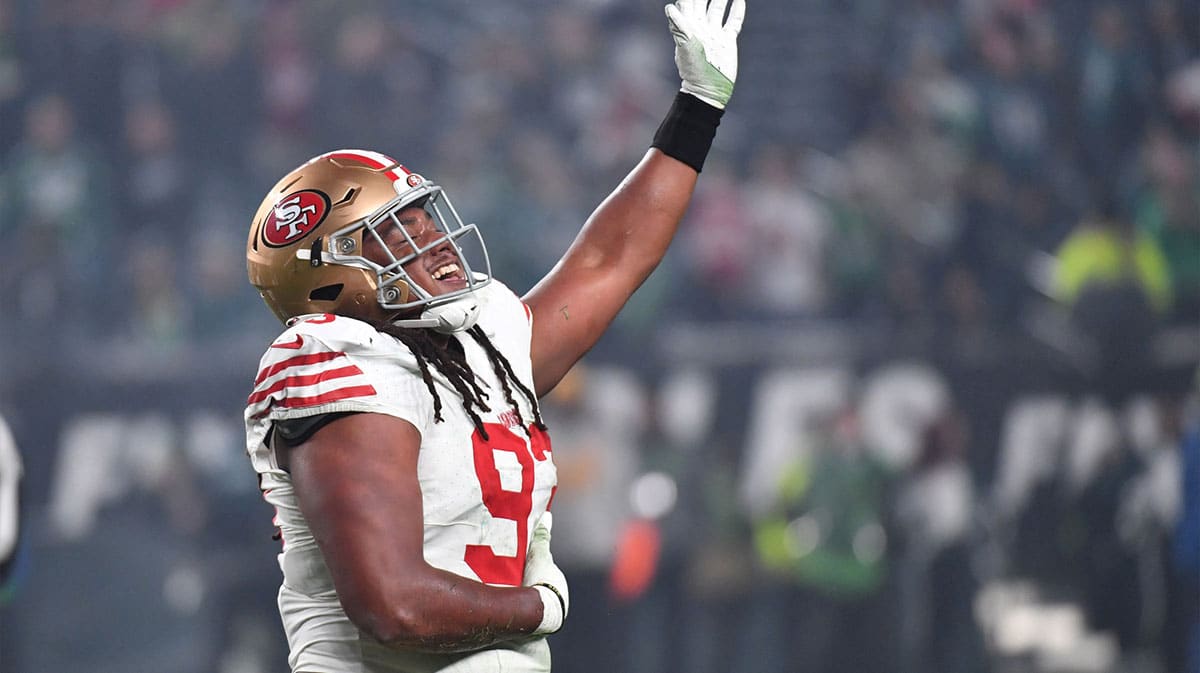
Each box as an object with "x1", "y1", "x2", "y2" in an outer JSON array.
[{"x1": 432, "y1": 263, "x2": 460, "y2": 280}]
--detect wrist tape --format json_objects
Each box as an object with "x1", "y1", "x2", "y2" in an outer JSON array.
[
  {"x1": 532, "y1": 583, "x2": 566, "y2": 635},
  {"x1": 651, "y1": 91, "x2": 724, "y2": 172}
]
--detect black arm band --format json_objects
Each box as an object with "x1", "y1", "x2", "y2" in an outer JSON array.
[
  {"x1": 273, "y1": 412, "x2": 356, "y2": 447},
  {"x1": 651, "y1": 92, "x2": 724, "y2": 172}
]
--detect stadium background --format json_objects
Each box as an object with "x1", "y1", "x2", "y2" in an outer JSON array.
[{"x1": 0, "y1": 0, "x2": 1197, "y2": 671}]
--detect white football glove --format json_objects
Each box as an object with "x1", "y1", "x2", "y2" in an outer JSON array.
[
  {"x1": 524, "y1": 513, "x2": 569, "y2": 635},
  {"x1": 665, "y1": 0, "x2": 746, "y2": 109}
]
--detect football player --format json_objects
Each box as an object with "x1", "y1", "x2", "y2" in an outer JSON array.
[{"x1": 243, "y1": 1, "x2": 745, "y2": 670}]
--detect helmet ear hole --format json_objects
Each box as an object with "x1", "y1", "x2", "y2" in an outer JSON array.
[{"x1": 309, "y1": 284, "x2": 343, "y2": 302}]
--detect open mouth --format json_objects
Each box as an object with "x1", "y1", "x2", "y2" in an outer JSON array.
[{"x1": 431, "y1": 262, "x2": 466, "y2": 286}]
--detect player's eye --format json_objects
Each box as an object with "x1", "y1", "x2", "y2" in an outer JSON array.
[
  {"x1": 363, "y1": 206, "x2": 440, "y2": 266},
  {"x1": 363, "y1": 222, "x2": 412, "y2": 264}
]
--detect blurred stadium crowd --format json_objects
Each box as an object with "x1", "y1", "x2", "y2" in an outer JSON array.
[{"x1": 0, "y1": 0, "x2": 1197, "y2": 672}]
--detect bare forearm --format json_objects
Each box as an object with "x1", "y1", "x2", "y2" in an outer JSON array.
[
  {"x1": 362, "y1": 567, "x2": 545, "y2": 653},
  {"x1": 289, "y1": 416, "x2": 548, "y2": 654}
]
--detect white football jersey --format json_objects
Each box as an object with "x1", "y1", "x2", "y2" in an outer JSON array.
[{"x1": 244, "y1": 280, "x2": 557, "y2": 673}]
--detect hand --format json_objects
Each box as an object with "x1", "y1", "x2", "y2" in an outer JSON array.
[
  {"x1": 523, "y1": 513, "x2": 569, "y2": 635},
  {"x1": 665, "y1": 0, "x2": 746, "y2": 109}
]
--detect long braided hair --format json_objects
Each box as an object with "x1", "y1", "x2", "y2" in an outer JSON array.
[{"x1": 373, "y1": 323, "x2": 546, "y2": 441}]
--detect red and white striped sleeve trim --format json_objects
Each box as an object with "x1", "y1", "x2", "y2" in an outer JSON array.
[{"x1": 247, "y1": 350, "x2": 378, "y2": 419}]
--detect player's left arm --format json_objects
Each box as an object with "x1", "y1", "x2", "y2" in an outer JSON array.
[{"x1": 523, "y1": 0, "x2": 745, "y2": 397}]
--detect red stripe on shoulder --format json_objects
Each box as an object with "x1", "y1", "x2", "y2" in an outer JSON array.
[
  {"x1": 275, "y1": 385, "x2": 378, "y2": 410},
  {"x1": 246, "y1": 364, "x2": 365, "y2": 405},
  {"x1": 255, "y1": 351, "x2": 345, "y2": 385}
]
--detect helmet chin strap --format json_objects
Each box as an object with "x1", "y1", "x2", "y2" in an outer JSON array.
[{"x1": 390, "y1": 294, "x2": 484, "y2": 333}]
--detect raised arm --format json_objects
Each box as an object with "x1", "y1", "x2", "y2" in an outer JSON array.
[
  {"x1": 284, "y1": 412, "x2": 565, "y2": 652},
  {"x1": 524, "y1": 0, "x2": 746, "y2": 397}
]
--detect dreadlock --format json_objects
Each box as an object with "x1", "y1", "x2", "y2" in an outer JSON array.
[
  {"x1": 466, "y1": 325, "x2": 546, "y2": 434},
  {"x1": 372, "y1": 322, "x2": 546, "y2": 441}
]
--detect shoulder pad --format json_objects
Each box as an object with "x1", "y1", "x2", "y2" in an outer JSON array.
[
  {"x1": 281, "y1": 313, "x2": 383, "y2": 353},
  {"x1": 248, "y1": 314, "x2": 421, "y2": 420}
]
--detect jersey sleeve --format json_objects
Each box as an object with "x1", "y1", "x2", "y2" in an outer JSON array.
[{"x1": 246, "y1": 314, "x2": 433, "y2": 438}]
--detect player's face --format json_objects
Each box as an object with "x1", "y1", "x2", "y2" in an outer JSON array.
[{"x1": 362, "y1": 205, "x2": 469, "y2": 298}]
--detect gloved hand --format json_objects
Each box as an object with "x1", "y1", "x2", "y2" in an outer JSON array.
[
  {"x1": 523, "y1": 513, "x2": 569, "y2": 635},
  {"x1": 665, "y1": 0, "x2": 746, "y2": 109}
]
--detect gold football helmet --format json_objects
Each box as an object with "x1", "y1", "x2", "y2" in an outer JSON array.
[{"x1": 247, "y1": 149, "x2": 491, "y2": 327}]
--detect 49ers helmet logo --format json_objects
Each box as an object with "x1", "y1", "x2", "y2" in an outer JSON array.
[{"x1": 262, "y1": 189, "x2": 331, "y2": 247}]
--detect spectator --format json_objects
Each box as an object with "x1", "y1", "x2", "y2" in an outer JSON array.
[
  {"x1": 249, "y1": 0, "x2": 318, "y2": 178},
  {"x1": 0, "y1": 0, "x2": 28, "y2": 156},
  {"x1": 1077, "y1": 3, "x2": 1153, "y2": 172},
  {"x1": 1130, "y1": 123, "x2": 1200, "y2": 322},
  {"x1": 742, "y1": 144, "x2": 832, "y2": 318},
  {"x1": 1144, "y1": 0, "x2": 1200, "y2": 92},
  {"x1": 748, "y1": 402, "x2": 894, "y2": 673},
  {"x1": 119, "y1": 98, "x2": 189, "y2": 243},
  {"x1": 677, "y1": 154, "x2": 753, "y2": 320},
  {"x1": 315, "y1": 9, "x2": 431, "y2": 155},
  {"x1": 0, "y1": 92, "x2": 111, "y2": 338},
  {"x1": 971, "y1": 12, "x2": 1051, "y2": 181},
  {"x1": 894, "y1": 409, "x2": 985, "y2": 673},
  {"x1": 1054, "y1": 199, "x2": 1172, "y2": 400},
  {"x1": 161, "y1": 4, "x2": 256, "y2": 181}
]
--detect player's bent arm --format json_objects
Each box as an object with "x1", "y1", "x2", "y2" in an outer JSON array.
[
  {"x1": 524, "y1": 148, "x2": 698, "y2": 397},
  {"x1": 284, "y1": 412, "x2": 546, "y2": 652}
]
